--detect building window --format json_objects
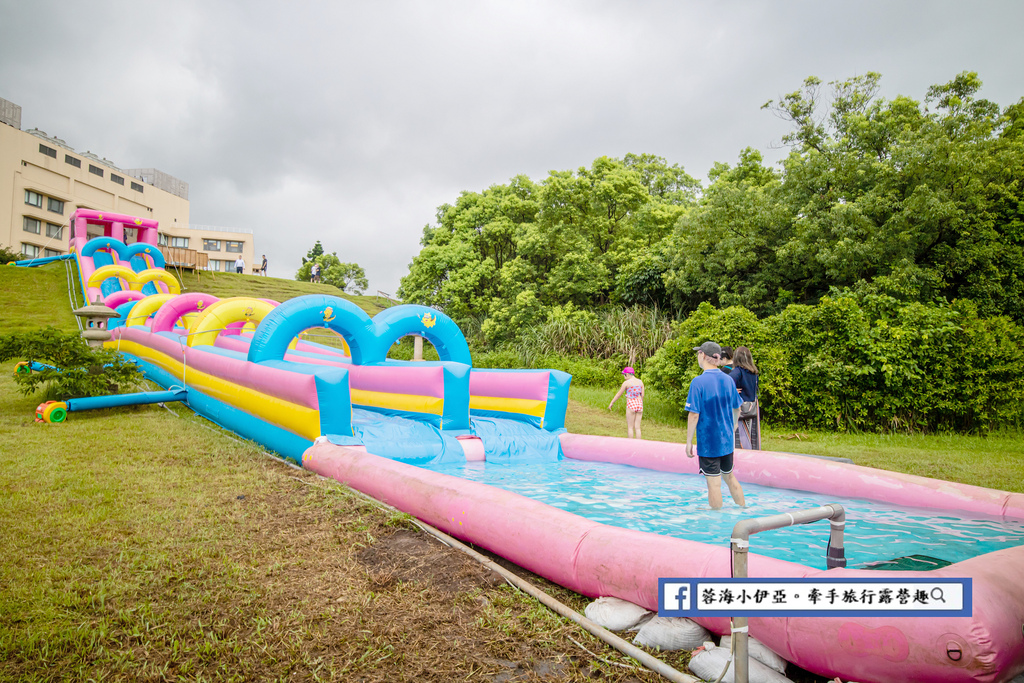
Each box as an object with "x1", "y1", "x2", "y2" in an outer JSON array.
[
  {"x1": 46, "y1": 223, "x2": 63, "y2": 239},
  {"x1": 208, "y1": 259, "x2": 222, "y2": 272},
  {"x1": 44, "y1": 248, "x2": 62, "y2": 258},
  {"x1": 130, "y1": 181, "x2": 144, "y2": 192},
  {"x1": 39, "y1": 144, "x2": 57, "y2": 159},
  {"x1": 25, "y1": 190, "x2": 43, "y2": 208},
  {"x1": 88, "y1": 164, "x2": 103, "y2": 177},
  {"x1": 65, "y1": 154, "x2": 81, "y2": 168},
  {"x1": 23, "y1": 217, "x2": 41, "y2": 234},
  {"x1": 47, "y1": 197, "x2": 64, "y2": 214},
  {"x1": 203, "y1": 239, "x2": 221, "y2": 251},
  {"x1": 21, "y1": 243, "x2": 40, "y2": 258},
  {"x1": 111, "y1": 174, "x2": 124, "y2": 185},
  {"x1": 226, "y1": 241, "x2": 244, "y2": 253},
  {"x1": 158, "y1": 233, "x2": 168, "y2": 246},
  {"x1": 170, "y1": 237, "x2": 189, "y2": 248}
]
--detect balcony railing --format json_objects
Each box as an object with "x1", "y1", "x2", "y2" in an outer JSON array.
[{"x1": 159, "y1": 245, "x2": 209, "y2": 270}]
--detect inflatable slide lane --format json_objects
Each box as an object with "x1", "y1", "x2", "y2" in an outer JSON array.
[
  {"x1": 106, "y1": 292, "x2": 570, "y2": 464},
  {"x1": 70, "y1": 209, "x2": 178, "y2": 308}
]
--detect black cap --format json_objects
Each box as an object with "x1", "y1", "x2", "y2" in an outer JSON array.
[{"x1": 693, "y1": 341, "x2": 722, "y2": 359}]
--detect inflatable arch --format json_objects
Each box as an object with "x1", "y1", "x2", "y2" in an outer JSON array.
[
  {"x1": 126, "y1": 294, "x2": 177, "y2": 327},
  {"x1": 151, "y1": 293, "x2": 221, "y2": 334},
  {"x1": 189, "y1": 298, "x2": 278, "y2": 348},
  {"x1": 248, "y1": 296, "x2": 376, "y2": 365},
  {"x1": 134, "y1": 268, "x2": 181, "y2": 295},
  {"x1": 80, "y1": 237, "x2": 130, "y2": 261},
  {"x1": 87, "y1": 264, "x2": 140, "y2": 295},
  {"x1": 105, "y1": 290, "x2": 146, "y2": 309},
  {"x1": 370, "y1": 305, "x2": 472, "y2": 365},
  {"x1": 247, "y1": 298, "x2": 471, "y2": 367},
  {"x1": 125, "y1": 243, "x2": 166, "y2": 270}
]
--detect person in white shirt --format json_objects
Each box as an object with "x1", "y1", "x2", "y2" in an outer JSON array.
[{"x1": 234, "y1": 256, "x2": 245, "y2": 274}]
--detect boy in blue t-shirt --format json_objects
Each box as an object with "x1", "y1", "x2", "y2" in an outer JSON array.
[{"x1": 685, "y1": 341, "x2": 745, "y2": 509}]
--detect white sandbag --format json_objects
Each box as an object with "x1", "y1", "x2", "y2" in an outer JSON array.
[
  {"x1": 720, "y1": 634, "x2": 788, "y2": 673},
  {"x1": 688, "y1": 641, "x2": 793, "y2": 683},
  {"x1": 631, "y1": 616, "x2": 712, "y2": 651},
  {"x1": 583, "y1": 596, "x2": 652, "y2": 631}
]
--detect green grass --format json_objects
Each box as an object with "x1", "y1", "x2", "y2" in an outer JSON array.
[
  {"x1": 173, "y1": 269, "x2": 387, "y2": 316},
  {"x1": 0, "y1": 262, "x2": 80, "y2": 333},
  {"x1": 4, "y1": 261, "x2": 1024, "y2": 681},
  {"x1": 0, "y1": 266, "x2": 683, "y2": 682},
  {"x1": 0, "y1": 363, "x2": 672, "y2": 681}
]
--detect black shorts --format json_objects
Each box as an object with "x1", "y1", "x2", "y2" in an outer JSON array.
[{"x1": 699, "y1": 453, "x2": 734, "y2": 476}]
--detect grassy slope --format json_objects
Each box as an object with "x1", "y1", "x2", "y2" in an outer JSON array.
[
  {"x1": 174, "y1": 269, "x2": 387, "y2": 316},
  {"x1": 0, "y1": 262, "x2": 80, "y2": 333},
  {"x1": 1, "y1": 267, "x2": 670, "y2": 680}
]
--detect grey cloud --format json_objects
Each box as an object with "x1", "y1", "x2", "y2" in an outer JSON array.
[{"x1": 2, "y1": 0, "x2": 1022, "y2": 291}]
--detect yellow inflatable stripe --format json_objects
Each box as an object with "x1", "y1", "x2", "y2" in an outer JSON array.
[
  {"x1": 351, "y1": 389, "x2": 443, "y2": 416},
  {"x1": 113, "y1": 339, "x2": 321, "y2": 440},
  {"x1": 469, "y1": 395, "x2": 547, "y2": 418}
]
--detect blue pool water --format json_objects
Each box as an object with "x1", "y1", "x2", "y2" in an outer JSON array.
[
  {"x1": 337, "y1": 411, "x2": 1024, "y2": 570},
  {"x1": 422, "y1": 457, "x2": 1024, "y2": 570}
]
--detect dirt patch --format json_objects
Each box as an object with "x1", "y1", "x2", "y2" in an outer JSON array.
[{"x1": 357, "y1": 528, "x2": 507, "y2": 594}]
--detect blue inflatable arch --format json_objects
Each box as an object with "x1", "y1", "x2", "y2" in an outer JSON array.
[
  {"x1": 369, "y1": 305, "x2": 472, "y2": 366},
  {"x1": 80, "y1": 237, "x2": 130, "y2": 260},
  {"x1": 246, "y1": 296, "x2": 473, "y2": 366},
  {"x1": 248, "y1": 295, "x2": 376, "y2": 365},
  {"x1": 125, "y1": 242, "x2": 166, "y2": 269}
]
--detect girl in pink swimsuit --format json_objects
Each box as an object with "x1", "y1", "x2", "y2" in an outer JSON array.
[{"x1": 608, "y1": 366, "x2": 645, "y2": 439}]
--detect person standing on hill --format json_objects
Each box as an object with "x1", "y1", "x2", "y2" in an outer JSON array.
[
  {"x1": 261, "y1": 254, "x2": 268, "y2": 276},
  {"x1": 685, "y1": 341, "x2": 745, "y2": 509},
  {"x1": 234, "y1": 255, "x2": 245, "y2": 274},
  {"x1": 608, "y1": 367, "x2": 645, "y2": 439}
]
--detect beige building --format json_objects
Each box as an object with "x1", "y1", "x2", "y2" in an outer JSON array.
[{"x1": 0, "y1": 96, "x2": 255, "y2": 271}]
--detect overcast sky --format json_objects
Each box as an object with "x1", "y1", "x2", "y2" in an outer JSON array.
[{"x1": 2, "y1": 1, "x2": 1022, "y2": 291}]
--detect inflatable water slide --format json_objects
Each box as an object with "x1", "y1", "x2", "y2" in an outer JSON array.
[{"x1": 59, "y1": 210, "x2": 1024, "y2": 683}]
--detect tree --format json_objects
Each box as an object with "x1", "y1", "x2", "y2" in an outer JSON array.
[
  {"x1": 662, "y1": 72, "x2": 1024, "y2": 320},
  {"x1": 322, "y1": 256, "x2": 368, "y2": 294},
  {"x1": 295, "y1": 247, "x2": 369, "y2": 294},
  {"x1": 301, "y1": 241, "x2": 324, "y2": 265},
  {"x1": 398, "y1": 154, "x2": 699, "y2": 344}
]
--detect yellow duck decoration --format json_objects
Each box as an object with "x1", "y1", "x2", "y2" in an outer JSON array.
[
  {"x1": 421, "y1": 312, "x2": 436, "y2": 328},
  {"x1": 323, "y1": 306, "x2": 336, "y2": 323}
]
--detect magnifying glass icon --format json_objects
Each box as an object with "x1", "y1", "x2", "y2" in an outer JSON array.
[{"x1": 931, "y1": 587, "x2": 946, "y2": 603}]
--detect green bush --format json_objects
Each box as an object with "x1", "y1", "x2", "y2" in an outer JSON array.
[
  {"x1": 0, "y1": 327, "x2": 145, "y2": 400},
  {"x1": 0, "y1": 246, "x2": 20, "y2": 265},
  {"x1": 646, "y1": 296, "x2": 1024, "y2": 432},
  {"x1": 473, "y1": 347, "x2": 625, "y2": 388}
]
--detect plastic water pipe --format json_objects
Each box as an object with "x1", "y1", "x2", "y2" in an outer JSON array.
[
  {"x1": 729, "y1": 504, "x2": 846, "y2": 683},
  {"x1": 65, "y1": 389, "x2": 188, "y2": 413},
  {"x1": 13, "y1": 253, "x2": 76, "y2": 267}
]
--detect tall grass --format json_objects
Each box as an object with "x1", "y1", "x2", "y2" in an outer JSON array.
[{"x1": 518, "y1": 306, "x2": 672, "y2": 368}]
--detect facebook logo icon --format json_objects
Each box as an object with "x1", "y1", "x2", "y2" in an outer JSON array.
[{"x1": 660, "y1": 580, "x2": 694, "y2": 615}]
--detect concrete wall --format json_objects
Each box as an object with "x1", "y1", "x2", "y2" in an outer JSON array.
[{"x1": 0, "y1": 123, "x2": 190, "y2": 258}]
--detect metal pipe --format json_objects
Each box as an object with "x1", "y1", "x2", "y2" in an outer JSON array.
[
  {"x1": 341, "y1": 483, "x2": 702, "y2": 683},
  {"x1": 730, "y1": 504, "x2": 846, "y2": 683}
]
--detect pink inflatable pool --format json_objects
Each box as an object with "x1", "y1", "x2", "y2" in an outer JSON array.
[{"x1": 303, "y1": 436, "x2": 1024, "y2": 683}]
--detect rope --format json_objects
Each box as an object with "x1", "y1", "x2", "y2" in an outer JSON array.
[
  {"x1": 64, "y1": 257, "x2": 83, "y2": 331},
  {"x1": 34, "y1": 218, "x2": 70, "y2": 255}
]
